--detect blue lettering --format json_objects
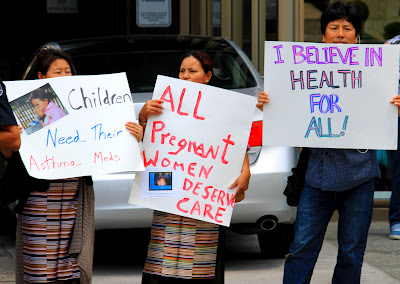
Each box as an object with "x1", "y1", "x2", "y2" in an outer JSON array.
[
  {"x1": 46, "y1": 129, "x2": 86, "y2": 147},
  {"x1": 91, "y1": 123, "x2": 123, "y2": 140}
]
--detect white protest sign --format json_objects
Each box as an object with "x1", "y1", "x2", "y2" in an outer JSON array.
[
  {"x1": 129, "y1": 75, "x2": 256, "y2": 227},
  {"x1": 5, "y1": 73, "x2": 144, "y2": 179},
  {"x1": 263, "y1": 41, "x2": 399, "y2": 149}
]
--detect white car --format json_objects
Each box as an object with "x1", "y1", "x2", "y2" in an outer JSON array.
[{"x1": 23, "y1": 35, "x2": 297, "y2": 257}]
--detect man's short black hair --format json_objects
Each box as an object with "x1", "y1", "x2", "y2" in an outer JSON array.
[{"x1": 320, "y1": 1, "x2": 361, "y2": 36}]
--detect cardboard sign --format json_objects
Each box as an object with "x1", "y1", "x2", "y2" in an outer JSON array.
[
  {"x1": 263, "y1": 41, "x2": 399, "y2": 149},
  {"x1": 129, "y1": 75, "x2": 256, "y2": 226},
  {"x1": 5, "y1": 73, "x2": 144, "y2": 179}
]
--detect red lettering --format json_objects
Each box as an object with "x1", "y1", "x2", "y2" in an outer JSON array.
[
  {"x1": 30, "y1": 155, "x2": 40, "y2": 171},
  {"x1": 188, "y1": 141, "x2": 197, "y2": 153},
  {"x1": 193, "y1": 91, "x2": 205, "y2": 120},
  {"x1": 217, "y1": 190, "x2": 226, "y2": 206},
  {"x1": 215, "y1": 207, "x2": 226, "y2": 223},
  {"x1": 168, "y1": 139, "x2": 187, "y2": 155},
  {"x1": 204, "y1": 146, "x2": 219, "y2": 159},
  {"x1": 190, "y1": 200, "x2": 201, "y2": 216},
  {"x1": 173, "y1": 161, "x2": 184, "y2": 171},
  {"x1": 202, "y1": 186, "x2": 213, "y2": 200},
  {"x1": 177, "y1": 88, "x2": 189, "y2": 116},
  {"x1": 203, "y1": 204, "x2": 214, "y2": 220},
  {"x1": 226, "y1": 193, "x2": 235, "y2": 208},
  {"x1": 221, "y1": 134, "x2": 235, "y2": 164},
  {"x1": 161, "y1": 158, "x2": 171, "y2": 167},
  {"x1": 94, "y1": 152, "x2": 103, "y2": 164},
  {"x1": 94, "y1": 152, "x2": 120, "y2": 164},
  {"x1": 211, "y1": 188, "x2": 218, "y2": 202},
  {"x1": 192, "y1": 182, "x2": 203, "y2": 196},
  {"x1": 177, "y1": 198, "x2": 189, "y2": 213},
  {"x1": 36, "y1": 156, "x2": 82, "y2": 170},
  {"x1": 161, "y1": 133, "x2": 170, "y2": 144},
  {"x1": 169, "y1": 136, "x2": 176, "y2": 146},
  {"x1": 151, "y1": 121, "x2": 165, "y2": 143},
  {"x1": 160, "y1": 85, "x2": 175, "y2": 111},
  {"x1": 199, "y1": 165, "x2": 213, "y2": 179},
  {"x1": 143, "y1": 150, "x2": 159, "y2": 167},
  {"x1": 183, "y1": 178, "x2": 193, "y2": 191},
  {"x1": 194, "y1": 144, "x2": 205, "y2": 157},
  {"x1": 188, "y1": 162, "x2": 197, "y2": 177}
]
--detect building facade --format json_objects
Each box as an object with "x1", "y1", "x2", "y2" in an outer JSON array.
[{"x1": 0, "y1": 0, "x2": 398, "y2": 80}]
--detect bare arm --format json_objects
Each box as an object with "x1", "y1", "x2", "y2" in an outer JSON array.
[
  {"x1": 229, "y1": 153, "x2": 251, "y2": 203},
  {"x1": 138, "y1": 99, "x2": 164, "y2": 124},
  {"x1": 0, "y1": 125, "x2": 21, "y2": 158}
]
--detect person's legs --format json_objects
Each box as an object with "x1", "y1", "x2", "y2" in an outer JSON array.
[
  {"x1": 333, "y1": 179, "x2": 374, "y2": 284},
  {"x1": 389, "y1": 185, "x2": 400, "y2": 239},
  {"x1": 390, "y1": 122, "x2": 400, "y2": 239},
  {"x1": 283, "y1": 184, "x2": 336, "y2": 284}
]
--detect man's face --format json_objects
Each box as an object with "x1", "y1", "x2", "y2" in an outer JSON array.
[{"x1": 322, "y1": 18, "x2": 357, "y2": 44}]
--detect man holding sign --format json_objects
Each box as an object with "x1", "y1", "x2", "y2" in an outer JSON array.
[{"x1": 259, "y1": 2, "x2": 400, "y2": 283}]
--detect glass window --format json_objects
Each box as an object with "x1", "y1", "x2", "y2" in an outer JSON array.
[
  {"x1": 212, "y1": 0, "x2": 221, "y2": 36},
  {"x1": 266, "y1": 0, "x2": 278, "y2": 41},
  {"x1": 304, "y1": 0, "x2": 400, "y2": 43}
]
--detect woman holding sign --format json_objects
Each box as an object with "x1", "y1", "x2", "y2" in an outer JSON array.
[
  {"x1": 136, "y1": 50, "x2": 250, "y2": 283},
  {"x1": 7, "y1": 49, "x2": 94, "y2": 284},
  {"x1": 11, "y1": 49, "x2": 143, "y2": 284}
]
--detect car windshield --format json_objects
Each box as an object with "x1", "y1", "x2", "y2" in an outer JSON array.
[{"x1": 71, "y1": 50, "x2": 257, "y2": 93}]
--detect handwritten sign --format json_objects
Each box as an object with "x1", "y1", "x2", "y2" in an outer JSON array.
[
  {"x1": 263, "y1": 41, "x2": 399, "y2": 149},
  {"x1": 5, "y1": 73, "x2": 144, "y2": 179},
  {"x1": 128, "y1": 75, "x2": 256, "y2": 226}
]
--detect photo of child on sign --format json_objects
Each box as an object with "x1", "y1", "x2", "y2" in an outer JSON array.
[
  {"x1": 10, "y1": 83, "x2": 68, "y2": 135},
  {"x1": 129, "y1": 75, "x2": 256, "y2": 226}
]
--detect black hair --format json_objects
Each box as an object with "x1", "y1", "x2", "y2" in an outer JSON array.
[
  {"x1": 320, "y1": 1, "x2": 361, "y2": 36},
  {"x1": 180, "y1": 50, "x2": 213, "y2": 74},
  {"x1": 36, "y1": 49, "x2": 73, "y2": 78},
  {"x1": 30, "y1": 87, "x2": 54, "y2": 103}
]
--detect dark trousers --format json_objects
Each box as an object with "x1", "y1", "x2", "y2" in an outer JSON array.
[
  {"x1": 390, "y1": 117, "x2": 400, "y2": 226},
  {"x1": 283, "y1": 180, "x2": 374, "y2": 284}
]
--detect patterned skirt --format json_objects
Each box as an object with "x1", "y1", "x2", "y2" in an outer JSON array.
[
  {"x1": 20, "y1": 178, "x2": 80, "y2": 283},
  {"x1": 143, "y1": 211, "x2": 220, "y2": 280}
]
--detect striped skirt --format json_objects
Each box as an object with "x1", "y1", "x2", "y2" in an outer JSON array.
[
  {"x1": 143, "y1": 211, "x2": 220, "y2": 280},
  {"x1": 20, "y1": 178, "x2": 80, "y2": 283}
]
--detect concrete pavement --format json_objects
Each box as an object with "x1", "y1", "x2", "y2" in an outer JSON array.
[
  {"x1": 89, "y1": 222, "x2": 400, "y2": 284},
  {"x1": 1, "y1": 208, "x2": 400, "y2": 283}
]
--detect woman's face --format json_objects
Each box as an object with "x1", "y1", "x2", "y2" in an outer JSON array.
[
  {"x1": 38, "y1": 58, "x2": 72, "y2": 79},
  {"x1": 179, "y1": 55, "x2": 212, "y2": 84},
  {"x1": 31, "y1": 98, "x2": 49, "y2": 110}
]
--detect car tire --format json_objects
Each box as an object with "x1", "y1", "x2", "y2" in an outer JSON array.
[{"x1": 257, "y1": 223, "x2": 294, "y2": 258}]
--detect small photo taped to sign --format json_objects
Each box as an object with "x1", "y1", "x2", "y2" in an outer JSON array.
[
  {"x1": 149, "y1": 172, "x2": 172, "y2": 191},
  {"x1": 141, "y1": 167, "x2": 181, "y2": 198}
]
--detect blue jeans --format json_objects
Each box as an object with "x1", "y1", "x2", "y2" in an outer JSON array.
[
  {"x1": 283, "y1": 179, "x2": 374, "y2": 284},
  {"x1": 390, "y1": 117, "x2": 400, "y2": 227}
]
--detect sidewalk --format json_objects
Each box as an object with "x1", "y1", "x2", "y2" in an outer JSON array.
[
  {"x1": 1, "y1": 208, "x2": 400, "y2": 283},
  {"x1": 89, "y1": 228, "x2": 400, "y2": 284}
]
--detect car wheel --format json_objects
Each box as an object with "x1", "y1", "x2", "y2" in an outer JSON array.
[{"x1": 257, "y1": 223, "x2": 294, "y2": 258}]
